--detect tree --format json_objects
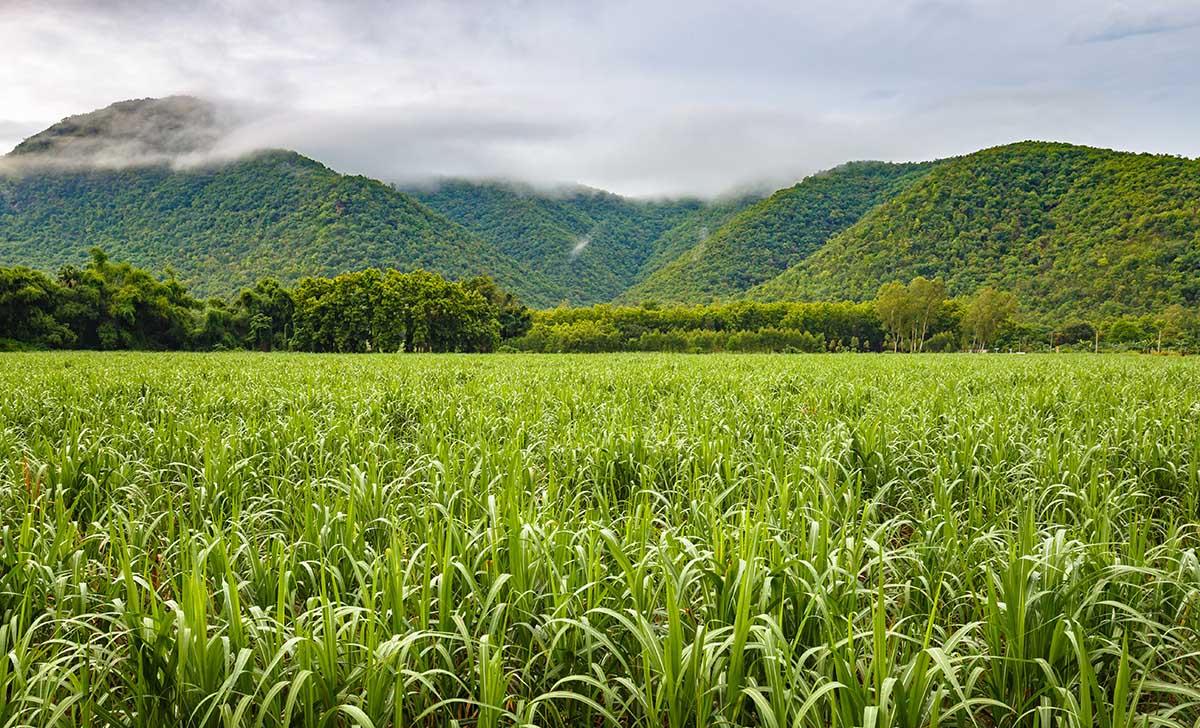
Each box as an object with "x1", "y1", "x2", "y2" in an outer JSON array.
[
  {"x1": 235, "y1": 278, "x2": 294, "y2": 350},
  {"x1": 1056, "y1": 321, "x2": 1095, "y2": 348},
  {"x1": 1107, "y1": 317, "x2": 1145, "y2": 349},
  {"x1": 1155, "y1": 304, "x2": 1196, "y2": 353},
  {"x1": 907, "y1": 276, "x2": 946, "y2": 352},
  {"x1": 0, "y1": 266, "x2": 74, "y2": 348},
  {"x1": 961, "y1": 287, "x2": 1018, "y2": 351},
  {"x1": 874, "y1": 282, "x2": 912, "y2": 352},
  {"x1": 464, "y1": 275, "x2": 532, "y2": 340},
  {"x1": 52, "y1": 248, "x2": 198, "y2": 350}
]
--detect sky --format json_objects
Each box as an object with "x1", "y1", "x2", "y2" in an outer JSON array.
[{"x1": 1, "y1": 0, "x2": 1198, "y2": 197}]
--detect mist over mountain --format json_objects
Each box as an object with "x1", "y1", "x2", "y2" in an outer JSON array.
[
  {"x1": 2, "y1": 97, "x2": 1198, "y2": 318},
  {"x1": 402, "y1": 179, "x2": 753, "y2": 305},
  {"x1": 0, "y1": 99, "x2": 569, "y2": 304},
  {"x1": 617, "y1": 161, "x2": 938, "y2": 305},
  {"x1": 6, "y1": 96, "x2": 234, "y2": 169}
]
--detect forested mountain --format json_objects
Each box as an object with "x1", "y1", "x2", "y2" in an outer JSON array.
[
  {"x1": 617, "y1": 161, "x2": 937, "y2": 305},
  {"x1": 7, "y1": 95, "x2": 226, "y2": 166},
  {"x1": 402, "y1": 179, "x2": 758, "y2": 305},
  {"x1": 748, "y1": 142, "x2": 1200, "y2": 318},
  {"x1": 5, "y1": 100, "x2": 1199, "y2": 317},
  {"x1": 0, "y1": 152, "x2": 568, "y2": 305}
]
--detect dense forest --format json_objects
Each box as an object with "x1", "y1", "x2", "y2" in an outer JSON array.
[
  {"x1": 4, "y1": 99, "x2": 1200, "y2": 322},
  {"x1": 402, "y1": 179, "x2": 756, "y2": 305},
  {"x1": 7, "y1": 252, "x2": 1195, "y2": 354},
  {"x1": 749, "y1": 142, "x2": 1200, "y2": 318},
  {"x1": 0, "y1": 150, "x2": 563, "y2": 306},
  {"x1": 0, "y1": 250, "x2": 530, "y2": 353},
  {"x1": 618, "y1": 161, "x2": 938, "y2": 304}
]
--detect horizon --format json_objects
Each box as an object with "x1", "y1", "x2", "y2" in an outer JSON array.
[{"x1": 3, "y1": 0, "x2": 1199, "y2": 197}]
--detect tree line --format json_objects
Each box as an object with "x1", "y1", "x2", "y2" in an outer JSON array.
[
  {"x1": 3, "y1": 252, "x2": 1198, "y2": 354},
  {"x1": 0, "y1": 249, "x2": 531, "y2": 352},
  {"x1": 512, "y1": 276, "x2": 1200, "y2": 354}
]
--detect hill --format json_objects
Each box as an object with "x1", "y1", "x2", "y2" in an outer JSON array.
[
  {"x1": 616, "y1": 161, "x2": 937, "y2": 305},
  {"x1": 747, "y1": 142, "x2": 1200, "y2": 318},
  {"x1": 402, "y1": 180, "x2": 758, "y2": 305},
  {"x1": 0, "y1": 100, "x2": 565, "y2": 306},
  {"x1": 8, "y1": 95, "x2": 228, "y2": 167}
]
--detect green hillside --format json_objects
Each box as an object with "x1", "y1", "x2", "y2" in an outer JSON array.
[
  {"x1": 748, "y1": 142, "x2": 1200, "y2": 318},
  {"x1": 0, "y1": 151, "x2": 565, "y2": 306},
  {"x1": 617, "y1": 161, "x2": 937, "y2": 305},
  {"x1": 403, "y1": 180, "x2": 753, "y2": 305}
]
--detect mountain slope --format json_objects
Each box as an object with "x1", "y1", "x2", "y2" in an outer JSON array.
[
  {"x1": 403, "y1": 180, "x2": 751, "y2": 305},
  {"x1": 747, "y1": 142, "x2": 1200, "y2": 317},
  {"x1": 617, "y1": 161, "x2": 937, "y2": 305},
  {"x1": 0, "y1": 99, "x2": 566, "y2": 305},
  {"x1": 8, "y1": 95, "x2": 227, "y2": 166}
]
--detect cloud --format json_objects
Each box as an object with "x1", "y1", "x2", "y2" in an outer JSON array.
[
  {"x1": 0, "y1": 120, "x2": 45, "y2": 156},
  {"x1": 1, "y1": 0, "x2": 1198, "y2": 196},
  {"x1": 1079, "y1": 2, "x2": 1200, "y2": 43}
]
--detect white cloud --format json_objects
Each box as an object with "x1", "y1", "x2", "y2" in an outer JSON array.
[{"x1": 1, "y1": 0, "x2": 1197, "y2": 196}]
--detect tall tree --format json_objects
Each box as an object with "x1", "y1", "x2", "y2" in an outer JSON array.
[
  {"x1": 961, "y1": 287, "x2": 1018, "y2": 351},
  {"x1": 907, "y1": 276, "x2": 946, "y2": 352},
  {"x1": 874, "y1": 282, "x2": 911, "y2": 352}
]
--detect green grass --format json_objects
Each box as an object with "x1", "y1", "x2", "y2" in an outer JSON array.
[{"x1": 2, "y1": 352, "x2": 1199, "y2": 727}]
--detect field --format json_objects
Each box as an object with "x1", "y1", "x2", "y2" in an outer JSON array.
[{"x1": 2, "y1": 352, "x2": 1199, "y2": 727}]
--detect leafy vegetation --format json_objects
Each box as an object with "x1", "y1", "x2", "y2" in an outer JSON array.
[
  {"x1": 620, "y1": 162, "x2": 937, "y2": 305},
  {"x1": 6, "y1": 100, "x2": 1200, "y2": 319},
  {"x1": 749, "y1": 142, "x2": 1200, "y2": 318},
  {"x1": 402, "y1": 179, "x2": 748, "y2": 305},
  {"x1": 2, "y1": 352, "x2": 1199, "y2": 726},
  {"x1": 515, "y1": 301, "x2": 887, "y2": 352},
  {"x1": 0, "y1": 251, "x2": 531, "y2": 352},
  {"x1": 6, "y1": 252, "x2": 1198, "y2": 354},
  {"x1": 0, "y1": 151, "x2": 562, "y2": 306}
]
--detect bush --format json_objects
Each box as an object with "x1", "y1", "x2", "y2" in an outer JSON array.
[{"x1": 925, "y1": 331, "x2": 961, "y2": 352}]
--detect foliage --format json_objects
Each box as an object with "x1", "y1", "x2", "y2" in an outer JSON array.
[
  {"x1": 0, "y1": 252, "x2": 528, "y2": 352},
  {"x1": 0, "y1": 151, "x2": 561, "y2": 306},
  {"x1": 621, "y1": 161, "x2": 937, "y2": 305},
  {"x1": 55, "y1": 248, "x2": 197, "y2": 350},
  {"x1": 403, "y1": 179, "x2": 749, "y2": 305},
  {"x1": 2, "y1": 352, "x2": 1200, "y2": 726},
  {"x1": 749, "y1": 142, "x2": 1200, "y2": 318},
  {"x1": 961, "y1": 286, "x2": 1020, "y2": 350},
  {"x1": 0, "y1": 265, "x2": 74, "y2": 347},
  {"x1": 514, "y1": 300, "x2": 888, "y2": 352},
  {"x1": 874, "y1": 276, "x2": 948, "y2": 352},
  {"x1": 290, "y1": 268, "x2": 501, "y2": 353}
]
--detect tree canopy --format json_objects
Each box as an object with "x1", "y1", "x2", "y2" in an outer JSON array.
[
  {"x1": 748, "y1": 142, "x2": 1200, "y2": 319},
  {"x1": 0, "y1": 251, "x2": 531, "y2": 353}
]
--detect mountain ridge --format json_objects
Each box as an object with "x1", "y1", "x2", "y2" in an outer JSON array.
[
  {"x1": 747, "y1": 141, "x2": 1200, "y2": 317},
  {"x1": 617, "y1": 160, "x2": 940, "y2": 305},
  {"x1": 4, "y1": 98, "x2": 1198, "y2": 316},
  {"x1": 0, "y1": 146, "x2": 567, "y2": 306}
]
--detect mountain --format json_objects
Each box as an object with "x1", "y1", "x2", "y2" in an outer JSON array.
[
  {"x1": 8, "y1": 95, "x2": 228, "y2": 167},
  {"x1": 616, "y1": 161, "x2": 937, "y2": 305},
  {"x1": 0, "y1": 99, "x2": 565, "y2": 306},
  {"x1": 7, "y1": 100, "x2": 1198, "y2": 317},
  {"x1": 747, "y1": 142, "x2": 1200, "y2": 318},
  {"x1": 402, "y1": 180, "x2": 758, "y2": 305}
]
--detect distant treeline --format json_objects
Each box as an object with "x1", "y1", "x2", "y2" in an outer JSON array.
[
  {"x1": 513, "y1": 276, "x2": 1200, "y2": 354},
  {"x1": 0, "y1": 249, "x2": 530, "y2": 352},
  {"x1": 3, "y1": 251, "x2": 1198, "y2": 353}
]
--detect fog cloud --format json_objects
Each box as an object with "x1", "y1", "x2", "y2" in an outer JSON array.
[{"x1": 2, "y1": 0, "x2": 1197, "y2": 196}]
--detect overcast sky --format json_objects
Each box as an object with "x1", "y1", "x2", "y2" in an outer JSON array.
[{"x1": 2, "y1": 0, "x2": 1198, "y2": 196}]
